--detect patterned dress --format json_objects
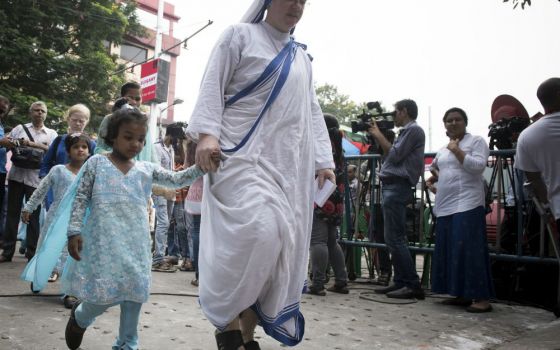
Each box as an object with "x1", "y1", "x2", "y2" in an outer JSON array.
[
  {"x1": 24, "y1": 165, "x2": 76, "y2": 247},
  {"x1": 62, "y1": 154, "x2": 204, "y2": 304}
]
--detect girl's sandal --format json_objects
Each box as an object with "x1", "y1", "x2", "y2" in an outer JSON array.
[{"x1": 48, "y1": 272, "x2": 59, "y2": 283}]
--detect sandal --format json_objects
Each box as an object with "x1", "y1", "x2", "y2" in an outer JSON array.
[
  {"x1": 215, "y1": 329, "x2": 244, "y2": 350},
  {"x1": 180, "y1": 259, "x2": 194, "y2": 272},
  {"x1": 466, "y1": 304, "x2": 493, "y2": 313},
  {"x1": 64, "y1": 295, "x2": 79, "y2": 309},
  {"x1": 244, "y1": 340, "x2": 261, "y2": 350},
  {"x1": 48, "y1": 272, "x2": 59, "y2": 283},
  {"x1": 439, "y1": 297, "x2": 472, "y2": 306},
  {"x1": 65, "y1": 301, "x2": 86, "y2": 350}
]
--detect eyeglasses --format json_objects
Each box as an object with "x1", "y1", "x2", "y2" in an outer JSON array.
[{"x1": 126, "y1": 95, "x2": 142, "y2": 102}]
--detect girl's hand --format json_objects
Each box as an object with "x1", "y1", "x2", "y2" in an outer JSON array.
[
  {"x1": 68, "y1": 235, "x2": 83, "y2": 261},
  {"x1": 196, "y1": 134, "x2": 220, "y2": 173},
  {"x1": 21, "y1": 211, "x2": 31, "y2": 224}
]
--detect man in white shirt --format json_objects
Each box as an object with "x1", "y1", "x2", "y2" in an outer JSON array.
[
  {"x1": 151, "y1": 125, "x2": 177, "y2": 272},
  {"x1": 515, "y1": 77, "x2": 560, "y2": 231},
  {"x1": 0, "y1": 101, "x2": 57, "y2": 262}
]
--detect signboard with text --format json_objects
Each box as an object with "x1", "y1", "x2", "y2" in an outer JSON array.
[{"x1": 140, "y1": 59, "x2": 169, "y2": 104}]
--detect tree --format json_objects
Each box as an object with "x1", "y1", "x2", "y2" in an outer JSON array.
[
  {"x1": 315, "y1": 83, "x2": 365, "y2": 126},
  {"x1": 0, "y1": 0, "x2": 144, "y2": 133},
  {"x1": 503, "y1": 0, "x2": 560, "y2": 9}
]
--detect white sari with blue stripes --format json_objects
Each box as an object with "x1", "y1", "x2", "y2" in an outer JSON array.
[{"x1": 187, "y1": 21, "x2": 334, "y2": 345}]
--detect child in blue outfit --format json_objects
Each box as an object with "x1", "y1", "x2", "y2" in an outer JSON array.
[
  {"x1": 63, "y1": 107, "x2": 216, "y2": 350},
  {"x1": 21, "y1": 133, "x2": 92, "y2": 308}
]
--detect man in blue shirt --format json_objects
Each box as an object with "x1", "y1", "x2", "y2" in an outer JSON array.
[{"x1": 368, "y1": 99, "x2": 426, "y2": 300}]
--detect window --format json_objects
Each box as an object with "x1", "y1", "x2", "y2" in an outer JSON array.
[{"x1": 120, "y1": 44, "x2": 147, "y2": 64}]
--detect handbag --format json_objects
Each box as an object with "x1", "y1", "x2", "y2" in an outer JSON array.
[{"x1": 10, "y1": 124, "x2": 45, "y2": 169}]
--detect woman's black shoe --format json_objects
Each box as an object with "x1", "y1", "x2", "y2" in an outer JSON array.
[
  {"x1": 244, "y1": 340, "x2": 261, "y2": 350},
  {"x1": 215, "y1": 329, "x2": 244, "y2": 350}
]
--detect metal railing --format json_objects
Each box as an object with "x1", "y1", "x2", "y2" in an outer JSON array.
[{"x1": 339, "y1": 150, "x2": 560, "y2": 266}]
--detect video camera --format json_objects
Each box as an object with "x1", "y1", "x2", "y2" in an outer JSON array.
[
  {"x1": 488, "y1": 116, "x2": 530, "y2": 150},
  {"x1": 351, "y1": 102, "x2": 396, "y2": 154},
  {"x1": 351, "y1": 101, "x2": 395, "y2": 133}
]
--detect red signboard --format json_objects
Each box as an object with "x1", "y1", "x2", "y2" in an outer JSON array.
[
  {"x1": 140, "y1": 59, "x2": 159, "y2": 103},
  {"x1": 140, "y1": 58, "x2": 170, "y2": 104}
]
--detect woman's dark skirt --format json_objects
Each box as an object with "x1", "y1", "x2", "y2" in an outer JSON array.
[{"x1": 431, "y1": 206, "x2": 495, "y2": 300}]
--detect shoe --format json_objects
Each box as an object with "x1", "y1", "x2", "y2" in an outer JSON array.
[
  {"x1": 65, "y1": 301, "x2": 86, "y2": 350},
  {"x1": 386, "y1": 286, "x2": 425, "y2": 300},
  {"x1": 0, "y1": 255, "x2": 11, "y2": 263},
  {"x1": 165, "y1": 255, "x2": 179, "y2": 265},
  {"x1": 63, "y1": 296, "x2": 79, "y2": 310},
  {"x1": 440, "y1": 297, "x2": 472, "y2": 306},
  {"x1": 191, "y1": 278, "x2": 199, "y2": 287},
  {"x1": 215, "y1": 329, "x2": 244, "y2": 350},
  {"x1": 48, "y1": 272, "x2": 59, "y2": 283},
  {"x1": 307, "y1": 286, "x2": 326, "y2": 296},
  {"x1": 466, "y1": 304, "x2": 493, "y2": 313},
  {"x1": 151, "y1": 261, "x2": 177, "y2": 272},
  {"x1": 376, "y1": 273, "x2": 391, "y2": 286},
  {"x1": 374, "y1": 284, "x2": 403, "y2": 294},
  {"x1": 244, "y1": 340, "x2": 261, "y2": 350},
  {"x1": 179, "y1": 259, "x2": 194, "y2": 272},
  {"x1": 327, "y1": 284, "x2": 349, "y2": 294}
]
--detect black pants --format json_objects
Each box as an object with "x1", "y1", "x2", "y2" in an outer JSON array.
[
  {"x1": 0, "y1": 173, "x2": 6, "y2": 240},
  {"x1": 1, "y1": 180, "x2": 40, "y2": 260}
]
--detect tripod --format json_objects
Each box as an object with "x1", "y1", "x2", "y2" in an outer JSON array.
[
  {"x1": 486, "y1": 152, "x2": 517, "y2": 251},
  {"x1": 525, "y1": 183, "x2": 560, "y2": 317}
]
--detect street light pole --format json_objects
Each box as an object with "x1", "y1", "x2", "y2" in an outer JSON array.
[
  {"x1": 157, "y1": 98, "x2": 184, "y2": 139},
  {"x1": 149, "y1": 0, "x2": 165, "y2": 146}
]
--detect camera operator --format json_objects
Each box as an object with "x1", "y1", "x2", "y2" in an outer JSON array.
[
  {"x1": 369, "y1": 99, "x2": 426, "y2": 300},
  {"x1": 515, "y1": 77, "x2": 560, "y2": 232}
]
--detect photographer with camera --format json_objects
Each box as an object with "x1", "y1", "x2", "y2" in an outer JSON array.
[
  {"x1": 515, "y1": 77, "x2": 560, "y2": 232},
  {"x1": 0, "y1": 101, "x2": 57, "y2": 263},
  {"x1": 369, "y1": 99, "x2": 426, "y2": 300}
]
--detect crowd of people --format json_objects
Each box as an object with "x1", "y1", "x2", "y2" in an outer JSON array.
[{"x1": 0, "y1": 0, "x2": 559, "y2": 349}]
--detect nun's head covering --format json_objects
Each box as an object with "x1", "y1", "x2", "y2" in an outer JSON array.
[
  {"x1": 241, "y1": 0, "x2": 272, "y2": 23},
  {"x1": 240, "y1": 0, "x2": 298, "y2": 34}
]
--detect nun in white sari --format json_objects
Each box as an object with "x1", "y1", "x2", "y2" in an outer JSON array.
[{"x1": 187, "y1": 0, "x2": 335, "y2": 348}]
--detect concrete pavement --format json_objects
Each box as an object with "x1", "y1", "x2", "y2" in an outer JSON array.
[{"x1": 1, "y1": 253, "x2": 559, "y2": 349}]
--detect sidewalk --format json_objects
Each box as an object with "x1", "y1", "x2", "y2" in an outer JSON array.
[{"x1": 1, "y1": 253, "x2": 559, "y2": 349}]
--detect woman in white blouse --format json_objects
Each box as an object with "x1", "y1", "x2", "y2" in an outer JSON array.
[{"x1": 426, "y1": 107, "x2": 494, "y2": 313}]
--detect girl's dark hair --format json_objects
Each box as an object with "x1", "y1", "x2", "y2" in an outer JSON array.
[
  {"x1": 112, "y1": 97, "x2": 130, "y2": 112},
  {"x1": 324, "y1": 113, "x2": 344, "y2": 169},
  {"x1": 443, "y1": 107, "x2": 468, "y2": 125},
  {"x1": 65, "y1": 133, "x2": 92, "y2": 154},
  {"x1": 103, "y1": 108, "x2": 148, "y2": 147}
]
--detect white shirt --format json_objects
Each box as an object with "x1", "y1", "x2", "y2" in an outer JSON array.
[
  {"x1": 431, "y1": 133, "x2": 489, "y2": 217},
  {"x1": 515, "y1": 112, "x2": 560, "y2": 219},
  {"x1": 8, "y1": 122, "x2": 58, "y2": 188}
]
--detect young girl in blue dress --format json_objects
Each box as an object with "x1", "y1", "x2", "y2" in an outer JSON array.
[
  {"x1": 21, "y1": 133, "x2": 92, "y2": 308},
  {"x1": 63, "y1": 107, "x2": 214, "y2": 350}
]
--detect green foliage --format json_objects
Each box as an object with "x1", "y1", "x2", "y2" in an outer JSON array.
[
  {"x1": 315, "y1": 83, "x2": 366, "y2": 126},
  {"x1": 503, "y1": 0, "x2": 560, "y2": 9},
  {"x1": 0, "y1": 0, "x2": 145, "y2": 134}
]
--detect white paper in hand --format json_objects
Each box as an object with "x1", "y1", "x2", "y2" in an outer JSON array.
[{"x1": 314, "y1": 177, "x2": 337, "y2": 207}]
